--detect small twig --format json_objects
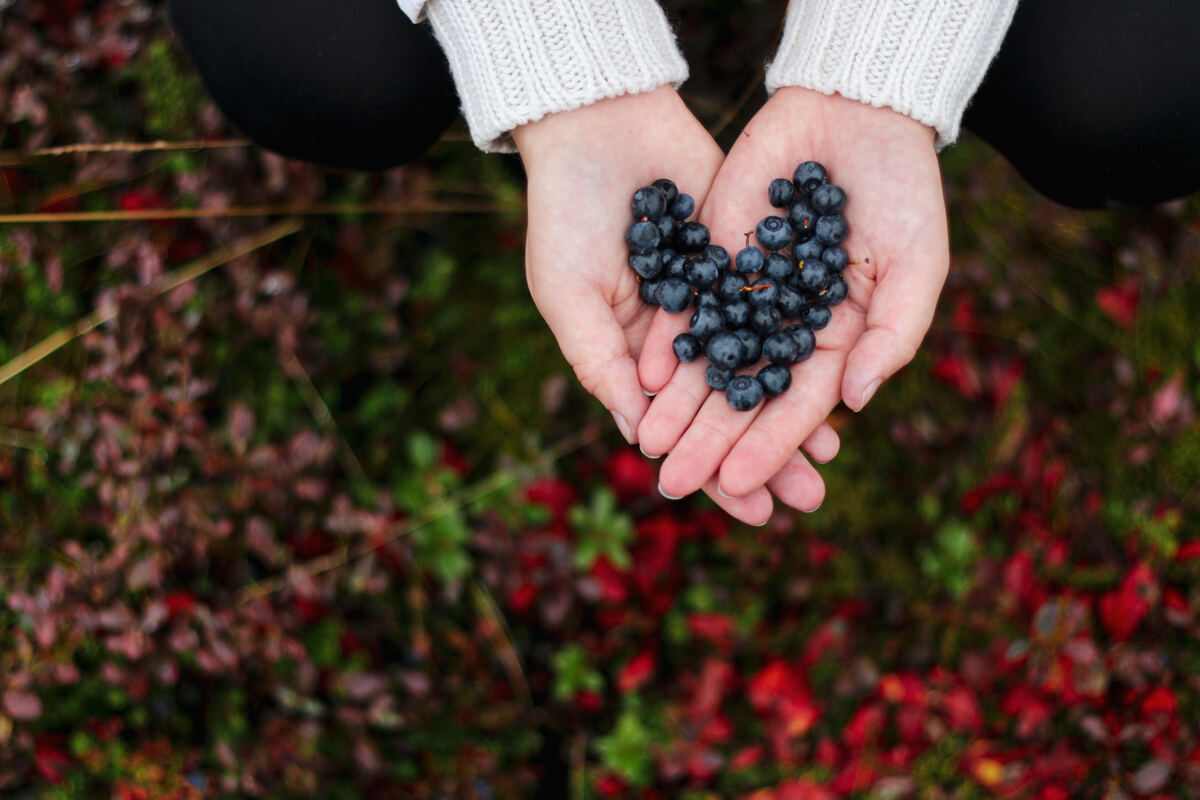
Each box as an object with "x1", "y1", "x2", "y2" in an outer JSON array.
[
  {"x1": 471, "y1": 580, "x2": 535, "y2": 710},
  {"x1": 0, "y1": 219, "x2": 302, "y2": 387},
  {"x1": 0, "y1": 200, "x2": 506, "y2": 224},
  {"x1": 0, "y1": 426, "x2": 39, "y2": 449},
  {"x1": 707, "y1": 67, "x2": 766, "y2": 140},
  {"x1": 0, "y1": 138, "x2": 253, "y2": 166},
  {"x1": 279, "y1": 345, "x2": 366, "y2": 480},
  {"x1": 571, "y1": 731, "x2": 587, "y2": 800}
]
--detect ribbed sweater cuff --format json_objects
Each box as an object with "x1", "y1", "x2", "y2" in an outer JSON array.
[
  {"x1": 427, "y1": 0, "x2": 689, "y2": 153},
  {"x1": 765, "y1": 0, "x2": 1019, "y2": 150}
]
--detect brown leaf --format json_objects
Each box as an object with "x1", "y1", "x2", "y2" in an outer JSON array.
[{"x1": 2, "y1": 690, "x2": 41, "y2": 721}]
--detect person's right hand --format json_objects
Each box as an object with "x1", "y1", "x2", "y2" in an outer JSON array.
[{"x1": 513, "y1": 86, "x2": 840, "y2": 525}]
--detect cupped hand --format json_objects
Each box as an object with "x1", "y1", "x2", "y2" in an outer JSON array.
[
  {"x1": 514, "y1": 86, "x2": 779, "y2": 523},
  {"x1": 636, "y1": 86, "x2": 950, "y2": 507}
]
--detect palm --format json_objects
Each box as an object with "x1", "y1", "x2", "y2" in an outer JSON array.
[{"x1": 637, "y1": 87, "x2": 948, "y2": 503}]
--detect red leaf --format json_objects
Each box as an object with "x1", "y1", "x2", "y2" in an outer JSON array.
[
  {"x1": 1096, "y1": 279, "x2": 1139, "y2": 328},
  {"x1": 605, "y1": 448, "x2": 656, "y2": 502},
  {"x1": 842, "y1": 702, "x2": 886, "y2": 749},
  {"x1": 617, "y1": 649, "x2": 656, "y2": 694},
  {"x1": 3, "y1": 689, "x2": 41, "y2": 721}
]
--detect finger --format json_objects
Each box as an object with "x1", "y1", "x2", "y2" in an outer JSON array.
[
  {"x1": 800, "y1": 422, "x2": 840, "y2": 464},
  {"x1": 765, "y1": 451, "x2": 826, "y2": 513},
  {"x1": 842, "y1": 256, "x2": 948, "y2": 412},
  {"x1": 699, "y1": 478, "x2": 774, "y2": 527},
  {"x1": 717, "y1": 347, "x2": 846, "y2": 497},
  {"x1": 636, "y1": 356, "x2": 715, "y2": 457},
  {"x1": 538, "y1": 288, "x2": 649, "y2": 444},
  {"x1": 637, "y1": 306, "x2": 691, "y2": 394},
  {"x1": 656, "y1": 390, "x2": 758, "y2": 499}
]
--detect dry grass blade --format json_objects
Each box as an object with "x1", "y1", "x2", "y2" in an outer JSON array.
[
  {"x1": 0, "y1": 219, "x2": 303, "y2": 388},
  {"x1": 0, "y1": 201, "x2": 506, "y2": 224},
  {"x1": 0, "y1": 138, "x2": 253, "y2": 166}
]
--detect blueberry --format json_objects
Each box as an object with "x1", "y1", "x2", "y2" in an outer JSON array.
[
  {"x1": 651, "y1": 178, "x2": 678, "y2": 208},
  {"x1": 685, "y1": 256, "x2": 719, "y2": 289},
  {"x1": 716, "y1": 271, "x2": 748, "y2": 302},
  {"x1": 750, "y1": 304, "x2": 782, "y2": 337},
  {"x1": 775, "y1": 284, "x2": 805, "y2": 318},
  {"x1": 722, "y1": 299, "x2": 752, "y2": 328},
  {"x1": 673, "y1": 332, "x2": 702, "y2": 362},
  {"x1": 802, "y1": 303, "x2": 832, "y2": 330},
  {"x1": 664, "y1": 252, "x2": 688, "y2": 280},
  {"x1": 639, "y1": 278, "x2": 660, "y2": 306},
  {"x1": 705, "y1": 331, "x2": 744, "y2": 370},
  {"x1": 811, "y1": 183, "x2": 847, "y2": 215},
  {"x1": 793, "y1": 161, "x2": 828, "y2": 196},
  {"x1": 796, "y1": 261, "x2": 831, "y2": 294},
  {"x1": 787, "y1": 198, "x2": 817, "y2": 236},
  {"x1": 689, "y1": 305, "x2": 725, "y2": 340},
  {"x1": 625, "y1": 220, "x2": 660, "y2": 254},
  {"x1": 632, "y1": 186, "x2": 667, "y2": 221},
  {"x1": 735, "y1": 246, "x2": 765, "y2": 275},
  {"x1": 705, "y1": 364, "x2": 734, "y2": 391},
  {"x1": 762, "y1": 331, "x2": 799, "y2": 364},
  {"x1": 815, "y1": 214, "x2": 848, "y2": 246},
  {"x1": 755, "y1": 216, "x2": 792, "y2": 252},
  {"x1": 764, "y1": 252, "x2": 795, "y2": 283},
  {"x1": 670, "y1": 193, "x2": 696, "y2": 221},
  {"x1": 757, "y1": 363, "x2": 793, "y2": 397},
  {"x1": 655, "y1": 214, "x2": 676, "y2": 246},
  {"x1": 784, "y1": 323, "x2": 816, "y2": 362},
  {"x1": 676, "y1": 221, "x2": 710, "y2": 252},
  {"x1": 628, "y1": 251, "x2": 663, "y2": 280},
  {"x1": 656, "y1": 278, "x2": 693, "y2": 313},
  {"x1": 745, "y1": 281, "x2": 780, "y2": 307},
  {"x1": 823, "y1": 274, "x2": 848, "y2": 306},
  {"x1": 732, "y1": 327, "x2": 762, "y2": 365},
  {"x1": 695, "y1": 290, "x2": 721, "y2": 309},
  {"x1": 768, "y1": 178, "x2": 796, "y2": 208},
  {"x1": 725, "y1": 375, "x2": 764, "y2": 411},
  {"x1": 793, "y1": 237, "x2": 825, "y2": 264},
  {"x1": 821, "y1": 246, "x2": 849, "y2": 272},
  {"x1": 703, "y1": 244, "x2": 731, "y2": 271}
]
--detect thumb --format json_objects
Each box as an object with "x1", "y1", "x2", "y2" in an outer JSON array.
[{"x1": 539, "y1": 288, "x2": 650, "y2": 444}]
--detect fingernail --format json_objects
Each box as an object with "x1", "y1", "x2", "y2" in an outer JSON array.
[
  {"x1": 804, "y1": 500, "x2": 823, "y2": 513},
  {"x1": 612, "y1": 411, "x2": 634, "y2": 444},
  {"x1": 858, "y1": 378, "x2": 882, "y2": 411},
  {"x1": 643, "y1": 389, "x2": 657, "y2": 397},
  {"x1": 639, "y1": 444, "x2": 661, "y2": 460},
  {"x1": 716, "y1": 484, "x2": 733, "y2": 499},
  {"x1": 658, "y1": 482, "x2": 682, "y2": 501}
]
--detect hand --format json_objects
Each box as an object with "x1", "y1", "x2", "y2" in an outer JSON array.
[
  {"x1": 635, "y1": 87, "x2": 950, "y2": 508},
  {"x1": 514, "y1": 86, "x2": 777, "y2": 522}
]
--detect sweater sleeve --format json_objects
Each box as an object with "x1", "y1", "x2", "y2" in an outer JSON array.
[
  {"x1": 765, "y1": 0, "x2": 1019, "y2": 150},
  {"x1": 422, "y1": 0, "x2": 689, "y2": 153},
  {"x1": 396, "y1": 0, "x2": 425, "y2": 22}
]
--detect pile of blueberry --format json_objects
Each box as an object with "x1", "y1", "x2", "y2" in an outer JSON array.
[{"x1": 625, "y1": 162, "x2": 851, "y2": 411}]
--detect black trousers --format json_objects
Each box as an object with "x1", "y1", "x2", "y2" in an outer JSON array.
[{"x1": 169, "y1": 0, "x2": 1200, "y2": 209}]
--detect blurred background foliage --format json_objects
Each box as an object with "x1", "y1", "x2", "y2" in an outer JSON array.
[{"x1": 2, "y1": 1, "x2": 1200, "y2": 798}]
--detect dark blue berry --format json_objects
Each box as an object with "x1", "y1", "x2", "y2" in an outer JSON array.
[
  {"x1": 764, "y1": 252, "x2": 794, "y2": 283},
  {"x1": 785, "y1": 323, "x2": 816, "y2": 362},
  {"x1": 652, "y1": 178, "x2": 678, "y2": 207},
  {"x1": 655, "y1": 214, "x2": 676, "y2": 246},
  {"x1": 763, "y1": 331, "x2": 799, "y2": 364},
  {"x1": 745, "y1": 281, "x2": 780, "y2": 306},
  {"x1": 823, "y1": 274, "x2": 848, "y2": 306},
  {"x1": 793, "y1": 237, "x2": 825, "y2": 263},
  {"x1": 673, "y1": 333, "x2": 702, "y2": 362},
  {"x1": 821, "y1": 246, "x2": 849, "y2": 272},
  {"x1": 802, "y1": 303, "x2": 832, "y2": 330},
  {"x1": 815, "y1": 214, "x2": 848, "y2": 246},
  {"x1": 776, "y1": 284, "x2": 805, "y2": 318},
  {"x1": 670, "y1": 193, "x2": 696, "y2": 221},
  {"x1": 639, "y1": 279, "x2": 660, "y2": 306},
  {"x1": 716, "y1": 271, "x2": 748, "y2": 302},
  {"x1": 750, "y1": 304, "x2": 782, "y2": 336},
  {"x1": 811, "y1": 183, "x2": 847, "y2": 215},
  {"x1": 664, "y1": 252, "x2": 687, "y2": 280},
  {"x1": 703, "y1": 244, "x2": 730, "y2": 271},
  {"x1": 725, "y1": 375, "x2": 764, "y2": 411},
  {"x1": 676, "y1": 221, "x2": 710, "y2": 252},
  {"x1": 787, "y1": 198, "x2": 817, "y2": 236},
  {"x1": 632, "y1": 186, "x2": 666, "y2": 221},
  {"x1": 689, "y1": 305, "x2": 725, "y2": 340},
  {"x1": 656, "y1": 278, "x2": 692, "y2": 313},
  {"x1": 768, "y1": 178, "x2": 796, "y2": 208},
  {"x1": 705, "y1": 331, "x2": 744, "y2": 370},
  {"x1": 735, "y1": 246, "x2": 765, "y2": 274},
  {"x1": 755, "y1": 215, "x2": 792, "y2": 251},
  {"x1": 722, "y1": 299, "x2": 752, "y2": 328},
  {"x1": 705, "y1": 364, "x2": 734, "y2": 391},
  {"x1": 628, "y1": 251, "x2": 663, "y2": 280},
  {"x1": 757, "y1": 363, "x2": 792, "y2": 397},
  {"x1": 793, "y1": 161, "x2": 828, "y2": 196},
  {"x1": 733, "y1": 328, "x2": 762, "y2": 366},
  {"x1": 625, "y1": 220, "x2": 660, "y2": 254},
  {"x1": 796, "y1": 261, "x2": 831, "y2": 294},
  {"x1": 695, "y1": 290, "x2": 720, "y2": 309},
  {"x1": 685, "y1": 256, "x2": 719, "y2": 289}
]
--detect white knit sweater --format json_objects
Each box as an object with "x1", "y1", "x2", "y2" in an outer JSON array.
[{"x1": 400, "y1": 0, "x2": 1019, "y2": 153}]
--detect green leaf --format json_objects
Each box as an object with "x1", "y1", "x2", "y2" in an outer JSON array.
[
  {"x1": 569, "y1": 487, "x2": 633, "y2": 571},
  {"x1": 594, "y1": 705, "x2": 654, "y2": 787}
]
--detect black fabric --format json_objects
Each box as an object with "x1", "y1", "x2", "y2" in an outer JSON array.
[
  {"x1": 166, "y1": 0, "x2": 458, "y2": 171},
  {"x1": 964, "y1": 0, "x2": 1200, "y2": 208}
]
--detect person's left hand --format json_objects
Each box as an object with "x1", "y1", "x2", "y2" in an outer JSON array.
[{"x1": 635, "y1": 87, "x2": 950, "y2": 508}]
